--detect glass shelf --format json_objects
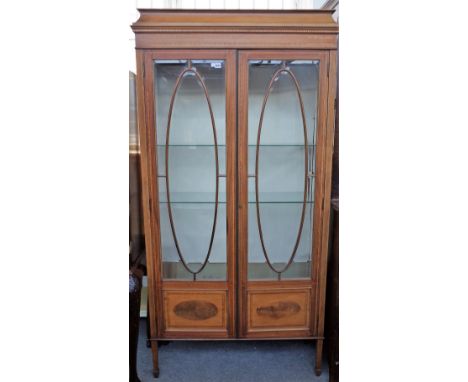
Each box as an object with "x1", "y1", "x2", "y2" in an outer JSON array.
[
  {"x1": 158, "y1": 192, "x2": 314, "y2": 204},
  {"x1": 157, "y1": 144, "x2": 316, "y2": 147}
]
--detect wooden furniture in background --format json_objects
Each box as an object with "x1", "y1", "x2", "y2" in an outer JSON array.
[
  {"x1": 129, "y1": 71, "x2": 144, "y2": 382},
  {"x1": 326, "y1": 33, "x2": 339, "y2": 381},
  {"x1": 129, "y1": 268, "x2": 142, "y2": 382},
  {"x1": 129, "y1": 71, "x2": 145, "y2": 264},
  {"x1": 132, "y1": 10, "x2": 338, "y2": 378},
  {"x1": 325, "y1": 198, "x2": 339, "y2": 382}
]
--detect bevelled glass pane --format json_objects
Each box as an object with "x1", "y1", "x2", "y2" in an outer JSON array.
[
  {"x1": 155, "y1": 59, "x2": 226, "y2": 280},
  {"x1": 248, "y1": 59, "x2": 319, "y2": 280}
]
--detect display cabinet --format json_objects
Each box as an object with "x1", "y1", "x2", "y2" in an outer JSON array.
[{"x1": 132, "y1": 9, "x2": 338, "y2": 378}]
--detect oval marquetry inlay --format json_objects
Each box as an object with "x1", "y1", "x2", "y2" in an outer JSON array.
[
  {"x1": 173, "y1": 300, "x2": 218, "y2": 321},
  {"x1": 256, "y1": 301, "x2": 301, "y2": 319}
]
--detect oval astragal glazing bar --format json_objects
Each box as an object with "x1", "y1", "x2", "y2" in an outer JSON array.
[
  {"x1": 165, "y1": 67, "x2": 220, "y2": 277},
  {"x1": 255, "y1": 67, "x2": 309, "y2": 277}
]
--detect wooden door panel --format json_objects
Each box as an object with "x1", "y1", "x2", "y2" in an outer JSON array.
[
  {"x1": 237, "y1": 50, "x2": 330, "y2": 338},
  {"x1": 163, "y1": 289, "x2": 228, "y2": 333},
  {"x1": 247, "y1": 289, "x2": 311, "y2": 331},
  {"x1": 143, "y1": 50, "x2": 237, "y2": 339}
]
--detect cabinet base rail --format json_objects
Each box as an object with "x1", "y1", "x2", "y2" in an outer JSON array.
[{"x1": 147, "y1": 336, "x2": 324, "y2": 341}]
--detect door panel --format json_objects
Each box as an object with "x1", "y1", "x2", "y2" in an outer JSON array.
[
  {"x1": 155, "y1": 58, "x2": 226, "y2": 281},
  {"x1": 238, "y1": 50, "x2": 329, "y2": 337},
  {"x1": 247, "y1": 59, "x2": 318, "y2": 280},
  {"x1": 163, "y1": 289, "x2": 228, "y2": 333},
  {"x1": 247, "y1": 288, "x2": 311, "y2": 331},
  {"x1": 146, "y1": 50, "x2": 236, "y2": 338}
]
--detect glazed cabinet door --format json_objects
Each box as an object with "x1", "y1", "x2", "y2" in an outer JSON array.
[
  {"x1": 143, "y1": 51, "x2": 237, "y2": 339},
  {"x1": 237, "y1": 51, "x2": 330, "y2": 338}
]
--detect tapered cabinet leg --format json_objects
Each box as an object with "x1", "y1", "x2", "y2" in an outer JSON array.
[
  {"x1": 315, "y1": 339, "x2": 323, "y2": 376},
  {"x1": 151, "y1": 340, "x2": 160, "y2": 378}
]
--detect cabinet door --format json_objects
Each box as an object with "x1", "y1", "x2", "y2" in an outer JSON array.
[
  {"x1": 144, "y1": 51, "x2": 236, "y2": 338},
  {"x1": 238, "y1": 51, "x2": 330, "y2": 338}
]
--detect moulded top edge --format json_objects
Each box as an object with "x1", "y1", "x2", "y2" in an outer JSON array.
[
  {"x1": 132, "y1": 9, "x2": 338, "y2": 33},
  {"x1": 136, "y1": 9, "x2": 336, "y2": 14}
]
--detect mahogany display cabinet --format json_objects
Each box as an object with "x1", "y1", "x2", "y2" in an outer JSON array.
[{"x1": 132, "y1": 9, "x2": 338, "y2": 378}]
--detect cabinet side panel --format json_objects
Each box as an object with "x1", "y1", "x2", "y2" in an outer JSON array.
[
  {"x1": 144, "y1": 51, "x2": 166, "y2": 337},
  {"x1": 310, "y1": 52, "x2": 330, "y2": 336},
  {"x1": 316, "y1": 50, "x2": 337, "y2": 337},
  {"x1": 136, "y1": 50, "x2": 160, "y2": 339}
]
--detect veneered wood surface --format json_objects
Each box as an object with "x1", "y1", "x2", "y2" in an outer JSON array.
[
  {"x1": 163, "y1": 290, "x2": 227, "y2": 332},
  {"x1": 237, "y1": 51, "x2": 248, "y2": 338},
  {"x1": 237, "y1": 50, "x2": 329, "y2": 339},
  {"x1": 134, "y1": 33, "x2": 337, "y2": 50},
  {"x1": 142, "y1": 50, "x2": 237, "y2": 339},
  {"x1": 248, "y1": 289, "x2": 311, "y2": 331},
  {"x1": 143, "y1": 52, "x2": 164, "y2": 338},
  {"x1": 136, "y1": 50, "x2": 159, "y2": 341},
  {"x1": 132, "y1": 9, "x2": 338, "y2": 30},
  {"x1": 225, "y1": 50, "x2": 238, "y2": 339},
  {"x1": 132, "y1": 10, "x2": 338, "y2": 49},
  {"x1": 173, "y1": 300, "x2": 218, "y2": 321},
  {"x1": 315, "y1": 50, "x2": 337, "y2": 339}
]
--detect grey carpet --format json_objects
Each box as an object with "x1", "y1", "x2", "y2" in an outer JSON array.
[{"x1": 137, "y1": 319, "x2": 329, "y2": 382}]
